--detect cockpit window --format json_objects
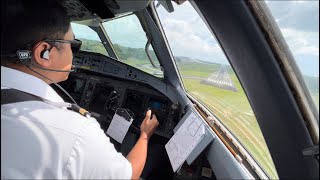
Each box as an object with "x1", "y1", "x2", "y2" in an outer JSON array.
[
  {"x1": 71, "y1": 22, "x2": 108, "y2": 56},
  {"x1": 265, "y1": 1, "x2": 319, "y2": 112},
  {"x1": 102, "y1": 14, "x2": 163, "y2": 78},
  {"x1": 155, "y1": 1, "x2": 278, "y2": 178}
]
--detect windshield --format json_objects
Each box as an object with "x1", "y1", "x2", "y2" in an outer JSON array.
[
  {"x1": 71, "y1": 17, "x2": 163, "y2": 79},
  {"x1": 102, "y1": 14, "x2": 163, "y2": 78},
  {"x1": 71, "y1": 22, "x2": 108, "y2": 56}
]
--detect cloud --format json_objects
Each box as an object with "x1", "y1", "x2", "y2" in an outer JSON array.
[
  {"x1": 266, "y1": 1, "x2": 319, "y2": 76},
  {"x1": 156, "y1": 1, "x2": 319, "y2": 76},
  {"x1": 71, "y1": 23, "x2": 100, "y2": 41},
  {"x1": 158, "y1": 5, "x2": 228, "y2": 64},
  {"x1": 293, "y1": 1, "x2": 306, "y2": 4},
  {"x1": 165, "y1": 28, "x2": 224, "y2": 61},
  {"x1": 280, "y1": 28, "x2": 319, "y2": 76},
  {"x1": 281, "y1": 28, "x2": 319, "y2": 56},
  {"x1": 73, "y1": 1, "x2": 318, "y2": 76},
  {"x1": 103, "y1": 15, "x2": 147, "y2": 48},
  {"x1": 266, "y1": 1, "x2": 319, "y2": 32}
]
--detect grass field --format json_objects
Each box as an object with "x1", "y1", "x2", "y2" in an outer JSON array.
[
  {"x1": 183, "y1": 78, "x2": 277, "y2": 178},
  {"x1": 177, "y1": 61, "x2": 278, "y2": 178},
  {"x1": 122, "y1": 58, "x2": 163, "y2": 76}
]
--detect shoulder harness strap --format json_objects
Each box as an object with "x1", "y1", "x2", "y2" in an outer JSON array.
[
  {"x1": 1, "y1": 89, "x2": 43, "y2": 105},
  {"x1": 1, "y1": 88, "x2": 92, "y2": 118}
]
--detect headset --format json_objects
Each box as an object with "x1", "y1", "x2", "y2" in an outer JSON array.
[
  {"x1": 40, "y1": 49, "x2": 50, "y2": 60},
  {"x1": 14, "y1": 49, "x2": 76, "y2": 72}
]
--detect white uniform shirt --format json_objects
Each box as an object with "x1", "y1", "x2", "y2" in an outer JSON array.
[{"x1": 1, "y1": 66, "x2": 132, "y2": 179}]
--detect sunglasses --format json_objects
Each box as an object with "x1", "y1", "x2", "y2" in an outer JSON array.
[{"x1": 43, "y1": 39, "x2": 82, "y2": 54}]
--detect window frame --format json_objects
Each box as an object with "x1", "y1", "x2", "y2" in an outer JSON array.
[
  {"x1": 190, "y1": 0, "x2": 318, "y2": 178},
  {"x1": 248, "y1": 0, "x2": 319, "y2": 145}
]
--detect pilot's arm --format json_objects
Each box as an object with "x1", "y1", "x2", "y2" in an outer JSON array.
[{"x1": 126, "y1": 110, "x2": 159, "y2": 180}]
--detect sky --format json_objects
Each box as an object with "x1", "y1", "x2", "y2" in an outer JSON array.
[
  {"x1": 72, "y1": 1, "x2": 319, "y2": 77},
  {"x1": 265, "y1": 0, "x2": 319, "y2": 77}
]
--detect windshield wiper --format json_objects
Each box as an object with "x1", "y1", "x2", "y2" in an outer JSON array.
[{"x1": 145, "y1": 38, "x2": 162, "y2": 70}]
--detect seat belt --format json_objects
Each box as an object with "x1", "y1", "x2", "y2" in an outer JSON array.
[
  {"x1": 1, "y1": 89, "x2": 43, "y2": 105},
  {"x1": 1, "y1": 89, "x2": 91, "y2": 118}
]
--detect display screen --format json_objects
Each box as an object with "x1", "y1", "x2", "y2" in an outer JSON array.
[
  {"x1": 147, "y1": 99, "x2": 168, "y2": 129},
  {"x1": 89, "y1": 84, "x2": 114, "y2": 115},
  {"x1": 149, "y1": 101, "x2": 164, "y2": 109},
  {"x1": 56, "y1": 76, "x2": 87, "y2": 104},
  {"x1": 148, "y1": 101, "x2": 165, "y2": 109},
  {"x1": 72, "y1": 79, "x2": 86, "y2": 94},
  {"x1": 122, "y1": 91, "x2": 145, "y2": 128},
  {"x1": 122, "y1": 90, "x2": 169, "y2": 132}
]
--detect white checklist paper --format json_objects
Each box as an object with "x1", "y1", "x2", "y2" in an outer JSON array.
[
  {"x1": 107, "y1": 113, "x2": 133, "y2": 143},
  {"x1": 165, "y1": 111, "x2": 205, "y2": 172}
]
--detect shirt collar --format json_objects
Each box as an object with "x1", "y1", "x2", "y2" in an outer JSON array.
[{"x1": 1, "y1": 66, "x2": 64, "y2": 102}]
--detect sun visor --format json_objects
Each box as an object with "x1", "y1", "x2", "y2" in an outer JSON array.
[
  {"x1": 106, "y1": 0, "x2": 151, "y2": 17},
  {"x1": 59, "y1": 0, "x2": 151, "y2": 21},
  {"x1": 58, "y1": 0, "x2": 114, "y2": 21}
]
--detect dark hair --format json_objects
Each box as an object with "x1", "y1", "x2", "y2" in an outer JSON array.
[{"x1": 1, "y1": 0, "x2": 71, "y2": 56}]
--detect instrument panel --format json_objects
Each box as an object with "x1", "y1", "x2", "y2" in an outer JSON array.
[
  {"x1": 53, "y1": 51, "x2": 185, "y2": 138},
  {"x1": 56, "y1": 69, "x2": 180, "y2": 138}
]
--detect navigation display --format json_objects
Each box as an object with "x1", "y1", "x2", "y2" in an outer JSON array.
[{"x1": 148, "y1": 99, "x2": 168, "y2": 129}]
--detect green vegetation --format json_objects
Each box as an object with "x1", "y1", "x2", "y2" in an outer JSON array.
[
  {"x1": 177, "y1": 61, "x2": 278, "y2": 178},
  {"x1": 176, "y1": 61, "x2": 220, "y2": 78},
  {"x1": 178, "y1": 60, "x2": 319, "y2": 179},
  {"x1": 80, "y1": 39, "x2": 162, "y2": 76},
  {"x1": 113, "y1": 44, "x2": 158, "y2": 63},
  {"x1": 79, "y1": 38, "x2": 108, "y2": 56},
  {"x1": 80, "y1": 39, "x2": 157, "y2": 63}
]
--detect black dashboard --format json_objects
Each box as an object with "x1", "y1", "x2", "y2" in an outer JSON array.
[{"x1": 55, "y1": 52, "x2": 182, "y2": 138}]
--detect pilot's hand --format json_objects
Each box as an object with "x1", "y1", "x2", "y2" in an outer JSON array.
[{"x1": 140, "y1": 110, "x2": 159, "y2": 140}]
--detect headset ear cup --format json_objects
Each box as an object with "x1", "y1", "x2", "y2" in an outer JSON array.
[{"x1": 40, "y1": 50, "x2": 49, "y2": 60}]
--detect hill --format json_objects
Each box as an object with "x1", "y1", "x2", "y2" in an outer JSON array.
[
  {"x1": 303, "y1": 75, "x2": 319, "y2": 93},
  {"x1": 80, "y1": 38, "x2": 319, "y2": 98}
]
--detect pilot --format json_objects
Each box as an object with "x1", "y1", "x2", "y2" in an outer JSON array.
[{"x1": 1, "y1": 0, "x2": 159, "y2": 179}]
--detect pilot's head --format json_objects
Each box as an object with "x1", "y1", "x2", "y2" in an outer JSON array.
[{"x1": 1, "y1": 0, "x2": 79, "y2": 83}]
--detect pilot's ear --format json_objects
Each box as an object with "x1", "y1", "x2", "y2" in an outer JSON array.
[{"x1": 32, "y1": 42, "x2": 52, "y2": 67}]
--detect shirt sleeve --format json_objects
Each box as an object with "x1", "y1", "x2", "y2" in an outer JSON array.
[{"x1": 63, "y1": 118, "x2": 132, "y2": 179}]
